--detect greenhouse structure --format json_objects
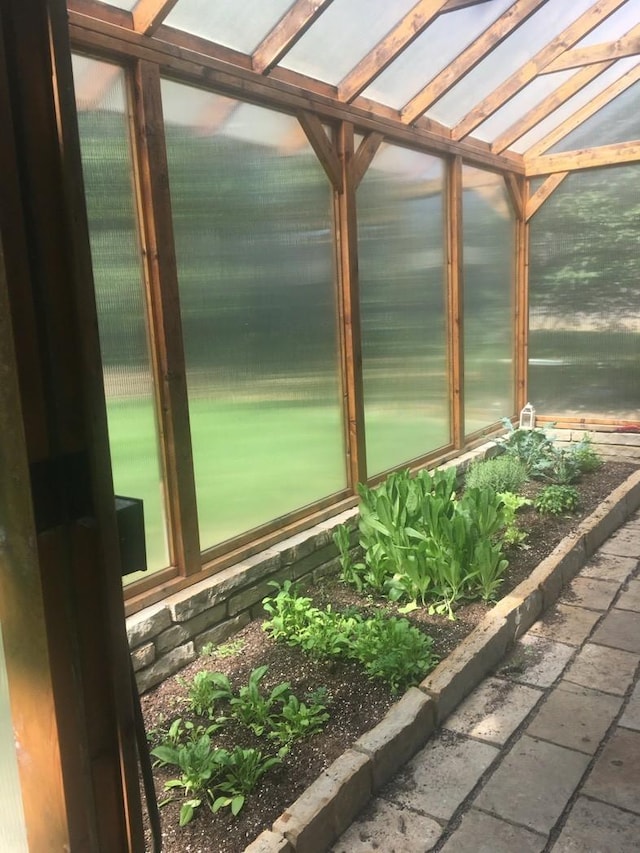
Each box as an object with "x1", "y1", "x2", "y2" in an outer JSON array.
[{"x1": 1, "y1": 0, "x2": 639, "y2": 848}]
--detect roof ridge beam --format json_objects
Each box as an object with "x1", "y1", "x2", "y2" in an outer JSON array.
[
  {"x1": 452, "y1": 0, "x2": 628, "y2": 142},
  {"x1": 401, "y1": 0, "x2": 548, "y2": 125}
]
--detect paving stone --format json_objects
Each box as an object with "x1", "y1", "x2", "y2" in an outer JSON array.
[
  {"x1": 444, "y1": 677, "x2": 542, "y2": 745},
  {"x1": 599, "y1": 527, "x2": 640, "y2": 559},
  {"x1": 497, "y1": 634, "x2": 575, "y2": 688},
  {"x1": 552, "y1": 796, "x2": 640, "y2": 853},
  {"x1": 528, "y1": 604, "x2": 601, "y2": 647},
  {"x1": 474, "y1": 735, "x2": 590, "y2": 835},
  {"x1": 331, "y1": 798, "x2": 442, "y2": 853},
  {"x1": 440, "y1": 808, "x2": 545, "y2": 853},
  {"x1": 615, "y1": 579, "x2": 640, "y2": 612},
  {"x1": 582, "y1": 728, "x2": 640, "y2": 813},
  {"x1": 564, "y1": 643, "x2": 639, "y2": 696},
  {"x1": 591, "y1": 609, "x2": 640, "y2": 654},
  {"x1": 619, "y1": 682, "x2": 640, "y2": 731},
  {"x1": 579, "y1": 553, "x2": 637, "y2": 583},
  {"x1": 387, "y1": 731, "x2": 499, "y2": 821},
  {"x1": 558, "y1": 576, "x2": 620, "y2": 611},
  {"x1": 526, "y1": 681, "x2": 622, "y2": 754}
]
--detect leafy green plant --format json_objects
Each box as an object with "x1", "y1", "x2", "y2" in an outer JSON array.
[
  {"x1": 497, "y1": 491, "x2": 533, "y2": 548},
  {"x1": 200, "y1": 639, "x2": 245, "y2": 659},
  {"x1": 465, "y1": 455, "x2": 528, "y2": 494},
  {"x1": 534, "y1": 485, "x2": 580, "y2": 515},
  {"x1": 230, "y1": 665, "x2": 291, "y2": 737},
  {"x1": 570, "y1": 434, "x2": 602, "y2": 473},
  {"x1": 268, "y1": 693, "x2": 330, "y2": 744},
  {"x1": 209, "y1": 747, "x2": 283, "y2": 817},
  {"x1": 188, "y1": 670, "x2": 230, "y2": 718},
  {"x1": 498, "y1": 418, "x2": 556, "y2": 477},
  {"x1": 152, "y1": 733, "x2": 219, "y2": 826}
]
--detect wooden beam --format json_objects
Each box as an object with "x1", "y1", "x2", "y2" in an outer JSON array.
[
  {"x1": 351, "y1": 131, "x2": 384, "y2": 189},
  {"x1": 504, "y1": 172, "x2": 525, "y2": 219},
  {"x1": 252, "y1": 0, "x2": 335, "y2": 74},
  {"x1": 67, "y1": 0, "x2": 132, "y2": 28},
  {"x1": 447, "y1": 156, "x2": 464, "y2": 447},
  {"x1": 452, "y1": 0, "x2": 628, "y2": 141},
  {"x1": 526, "y1": 141, "x2": 640, "y2": 175},
  {"x1": 543, "y1": 32, "x2": 640, "y2": 72},
  {"x1": 492, "y1": 61, "x2": 613, "y2": 154},
  {"x1": 335, "y1": 122, "x2": 367, "y2": 487},
  {"x1": 402, "y1": 0, "x2": 548, "y2": 124},
  {"x1": 130, "y1": 61, "x2": 202, "y2": 577},
  {"x1": 132, "y1": 0, "x2": 179, "y2": 36},
  {"x1": 525, "y1": 172, "x2": 568, "y2": 219},
  {"x1": 338, "y1": 0, "x2": 450, "y2": 103},
  {"x1": 525, "y1": 63, "x2": 640, "y2": 158},
  {"x1": 515, "y1": 199, "x2": 528, "y2": 409},
  {"x1": 297, "y1": 110, "x2": 343, "y2": 191},
  {"x1": 68, "y1": 11, "x2": 526, "y2": 174}
]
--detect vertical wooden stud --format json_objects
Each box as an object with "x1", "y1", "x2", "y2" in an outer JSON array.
[
  {"x1": 130, "y1": 59, "x2": 201, "y2": 577},
  {"x1": 335, "y1": 122, "x2": 367, "y2": 488},
  {"x1": 517, "y1": 179, "x2": 531, "y2": 410},
  {"x1": 447, "y1": 156, "x2": 464, "y2": 447}
]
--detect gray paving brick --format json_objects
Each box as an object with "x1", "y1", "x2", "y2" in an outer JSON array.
[
  {"x1": 444, "y1": 677, "x2": 542, "y2": 745},
  {"x1": 474, "y1": 735, "x2": 590, "y2": 834},
  {"x1": 579, "y1": 553, "x2": 637, "y2": 583},
  {"x1": 564, "y1": 643, "x2": 639, "y2": 696},
  {"x1": 387, "y1": 731, "x2": 499, "y2": 821},
  {"x1": 582, "y1": 728, "x2": 640, "y2": 814},
  {"x1": 526, "y1": 681, "x2": 622, "y2": 754},
  {"x1": 497, "y1": 634, "x2": 574, "y2": 688},
  {"x1": 599, "y1": 527, "x2": 640, "y2": 559},
  {"x1": 528, "y1": 604, "x2": 601, "y2": 647},
  {"x1": 552, "y1": 796, "x2": 640, "y2": 853},
  {"x1": 615, "y1": 579, "x2": 640, "y2": 613},
  {"x1": 331, "y1": 798, "x2": 442, "y2": 853},
  {"x1": 440, "y1": 809, "x2": 545, "y2": 853},
  {"x1": 620, "y1": 682, "x2": 640, "y2": 731},
  {"x1": 591, "y1": 609, "x2": 640, "y2": 654},
  {"x1": 559, "y1": 576, "x2": 620, "y2": 611}
]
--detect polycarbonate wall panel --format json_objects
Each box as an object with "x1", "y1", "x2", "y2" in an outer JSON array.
[
  {"x1": 162, "y1": 82, "x2": 345, "y2": 549},
  {"x1": 73, "y1": 55, "x2": 170, "y2": 578},
  {"x1": 0, "y1": 630, "x2": 27, "y2": 852},
  {"x1": 357, "y1": 144, "x2": 449, "y2": 477},
  {"x1": 462, "y1": 167, "x2": 514, "y2": 435},
  {"x1": 548, "y1": 80, "x2": 640, "y2": 152},
  {"x1": 529, "y1": 166, "x2": 640, "y2": 418}
]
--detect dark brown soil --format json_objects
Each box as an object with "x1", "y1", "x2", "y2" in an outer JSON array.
[{"x1": 141, "y1": 460, "x2": 637, "y2": 852}]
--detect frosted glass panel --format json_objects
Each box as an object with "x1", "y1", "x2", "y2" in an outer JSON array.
[
  {"x1": 0, "y1": 630, "x2": 27, "y2": 852},
  {"x1": 429, "y1": 0, "x2": 597, "y2": 128},
  {"x1": 280, "y1": 0, "x2": 417, "y2": 86},
  {"x1": 529, "y1": 167, "x2": 640, "y2": 418},
  {"x1": 73, "y1": 55, "x2": 170, "y2": 578},
  {"x1": 363, "y1": 0, "x2": 514, "y2": 109},
  {"x1": 357, "y1": 144, "x2": 449, "y2": 476},
  {"x1": 164, "y1": 0, "x2": 294, "y2": 53},
  {"x1": 162, "y1": 81, "x2": 345, "y2": 548},
  {"x1": 462, "y1": 167, "x2": 514, "y2": 434},
  {"x1": 548, "y1": 80, "x2": 640, "y2": 152}
]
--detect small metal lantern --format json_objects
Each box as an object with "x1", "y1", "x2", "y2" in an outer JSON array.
[{"x1": 519, "y1": 402, "x2": 536, "y2": 430}]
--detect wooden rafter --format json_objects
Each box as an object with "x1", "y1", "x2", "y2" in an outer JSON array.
[
  {"x1": 452, "y1": 0, "x2": 628, "y2": 141},
  {"x1": 526, "y1": 62, "x2": 640, "y2": 158},
  {"x1": 525, "y1": 172, "x2": 568, "y2": 219},
  {"x1": 132, "y1": 0, "x2": 179, "y2": 36},
  {"x1": 491, "y1": 60, "x2": 613, "y2": 154},
  {"x1": 543, "y1": 32, "x2": 640, "y2": 73},
  {"x1": 401, "y1": 0, "x2": 548, "y2": 125},
  {"x1": 526, "y1": 140, "x2": 640, "y2": 175},
  {"x1": 297, "y1": 110, "x2": 342, "y2": 191},
  {"x1": 252, "y1": 0, "x2": 335, "y2": 75},
  {"x1": 338, "y1": 0, "x2": 450, "y2": 103},
  {"x1": 67, "y1": 0, "x2": 132, "y2": 28}
]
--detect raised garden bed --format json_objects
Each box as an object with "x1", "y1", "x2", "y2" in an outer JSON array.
[{"x1": 141, "y1": 458, "x2": 640, "y2": 853}]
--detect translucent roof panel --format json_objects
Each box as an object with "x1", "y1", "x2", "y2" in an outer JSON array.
[
  {"x1": 426, "y1": 0, "x2": 601, "y2": 129},
  {"x1": 163, "y1": 0, "x2": 295, "y2": 54},
  {"x1": 548, "y1": 79, "x2": 640, "y2": 153},
  {"x1": 573, "y1": 0, "x2": 640, "y2": 46},
  {"x1": 361, "y1": 0, "x2": 514, "y2": 109},
  {"x1": 511, "y1": 57, "x2": 640, "y2": 152},
  {"x1": 96, "y1": 0, "x2": 136, "y2": 9},
  {"x1": 472, "y1": 70, "x2": 576, "y2": 143},
  {"x1": 279, "y1": 0, "x2": 418, "y2": 86}
]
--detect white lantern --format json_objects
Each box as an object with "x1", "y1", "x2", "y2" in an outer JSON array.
[{"x1": 519, "y1": 402, "x2": 536, "y2": 430}]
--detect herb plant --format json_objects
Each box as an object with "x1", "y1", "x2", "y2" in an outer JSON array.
[
  {"x1": 465, "y1": 455, "x2": 527, "y2": 494},
  {"x1": 534, "y1": 485, "x2": 580, "y2": 515}
]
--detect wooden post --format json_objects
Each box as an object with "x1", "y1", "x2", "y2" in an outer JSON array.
[
  {"x1": 447, "y1": 156, "x2": 464, "y2": 446},
  {"x1": 512, "y1": 175, "x2": 528, "y2": 411},
  {"x1": 335, "y1": 122, "x2": 367, "y2": 488},
  {"x1": 130, "y1": 59, "x2": 201, "y2": 578}
]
